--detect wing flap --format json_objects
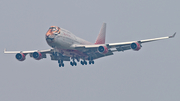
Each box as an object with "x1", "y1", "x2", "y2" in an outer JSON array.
[{"x1": 93, "y1": 51, "x2": 113, "y2": 59}]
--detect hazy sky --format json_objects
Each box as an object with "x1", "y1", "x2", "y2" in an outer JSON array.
[{"x1": 0, "y1": 0, "x2": 180, "y2": 101}]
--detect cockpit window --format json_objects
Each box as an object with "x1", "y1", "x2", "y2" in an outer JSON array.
[
  {"x1": 49, "y1": 27, "x2": 56, "y2": 30},
  {"x1": 48, "y1": 26, "x2": 60, "y2": 34}
]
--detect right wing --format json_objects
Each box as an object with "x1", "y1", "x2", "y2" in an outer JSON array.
[
  {"x1": 4, "y1": 48, "x2": 70, "y2": 61},
  {"x1": 4, "y1": 48, "x2": 53, "y2": 61},
  {"x1": 4, "y1": 49, "x2": 52, "y2": 54}
]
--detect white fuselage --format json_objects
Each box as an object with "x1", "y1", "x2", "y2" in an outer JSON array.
[
  {"x1": 46, "y1": 27, "x2": 93, "y2": 58},
  {"x1": 47, "y1": 28, "x2": 92, "y2": 49}
]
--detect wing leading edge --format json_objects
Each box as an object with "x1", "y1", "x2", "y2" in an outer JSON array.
[
  {"x1": 4, "y1": 49, "x2": 52, "y2": 54},
  {"x1": 74, "y1": 32, "x2": 176, "y2": 50}
]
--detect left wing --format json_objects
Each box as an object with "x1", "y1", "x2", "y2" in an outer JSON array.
[
  {"x1": 108, "y1": 32, "x2": 176, "y2": 49},
  {"x1": 73, "y1": 33, "x2": 176, "y2": 52}
]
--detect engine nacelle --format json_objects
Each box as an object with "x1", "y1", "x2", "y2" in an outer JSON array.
[
  {"x1": 15, "y1": 53, "x2": 26, "y2": 61},
  {"x1": 33, "y1": 52, "x2": 42, "y2": 60},
  {"x1": 131, "y1": 42, "x2": 141, "y2": 51},
  {"x1": 98, "y1": 46, "x2": 108, "y2": 54}
]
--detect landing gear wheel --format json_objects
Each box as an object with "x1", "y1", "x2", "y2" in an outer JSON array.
[
  {"x1": 84, "y1": 61, "x2": 87, "y2": 65},
  {"x1": 74, "y1": 62, "x2": 77, "y2": 66},
  {"x1": 70, "y1": 62, "x2": 74, "y2": 66},
  {"x1": 89, "y1": 61, "x2": 91, "y2": 64},
  {"x1": 92, "y1": 61, "x2": 94, "y2": 64},
  {"x1": 80, "y1": 61, "x2": 84, "y2": 65},
  {"x1": 58, "y1": 60, "x2": 65, "y2": 67},
  {"x1": 62, "y1": 63, "x2": 64, "y2": 67}
]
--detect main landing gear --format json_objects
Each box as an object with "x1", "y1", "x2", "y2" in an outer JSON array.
[
  {"x1": 70, "y1": 58, "x2": 95, "y2": 66},
  {"x1": 80, "y1": 60, "x2": 94, "y2": 65},
  {"x1": 89, "y1": 60, "x2": 94, "y2": 65},
  {"x1": 80, "y1": 60, "x2": 87, "y2": 65},
  {"x1": 58, "y1": 60, "x2": 64, "y2": 67},
  {"x1": 88, "y1": 56, "x2": 94, "y2": 65},
  {"x1": 70, "y1": 57, "x2": 77, "y2": 66},
  {"x1": 57, "y1": 56, "x2": 95, "y2": 67},
  {"x1": 80, "y1": 57, "x2": 95, "y2": 65},
  {"x1": 70, "y1": 61, "x2": 77, "y2": 66}
]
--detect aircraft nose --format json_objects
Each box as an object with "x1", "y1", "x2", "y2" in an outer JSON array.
[
  {"x1": 46, "y1": 29, "x2": 53, "y2": 37},
  {"x1": 46, "y1": 29, "x2": 56, "y2": 42},
  {"x1": 46, "y1": 34, "x2": 54, "y2": 42}
]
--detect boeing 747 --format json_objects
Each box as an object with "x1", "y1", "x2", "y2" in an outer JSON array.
[{"x1": 4, "y1": 23, "x2": 176, "y2": 67}]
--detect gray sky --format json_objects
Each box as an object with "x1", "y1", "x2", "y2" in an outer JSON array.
[{"x1": 0, "y1": 0, "x2": 180, "y2": 101}]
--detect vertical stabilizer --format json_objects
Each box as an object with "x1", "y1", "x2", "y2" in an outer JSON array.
[{"x1": 95, "y1": 23, "x2": 106, "y2": 44}]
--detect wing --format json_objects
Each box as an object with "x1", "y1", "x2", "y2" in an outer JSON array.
[
  {"x1": 4, "y1": 48, "x2": 71, "y2": 61},
  {"x1": 73, "y1": 33, "x2": 176, "y2": 58},
  {"x1": 108, "y1": 32, "x2": 176, "y2": 49},
  {"x1": 4, "y1": 49, "x2": 52, "y2": 54},
  {"x1": 4, "y1": 48, "x2": 52, "y2": 61}
]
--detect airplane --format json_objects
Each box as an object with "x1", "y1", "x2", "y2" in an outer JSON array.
[{"x1": 4, "y1": 23, "x2": 176, "y2": 67}]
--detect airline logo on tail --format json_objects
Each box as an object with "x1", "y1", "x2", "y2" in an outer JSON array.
[{"x1": 95, "y1": 23, "x2": 106, "y2": 44}]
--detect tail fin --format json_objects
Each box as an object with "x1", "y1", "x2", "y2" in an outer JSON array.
[{"x1": 95, "y1": 23, "x2": 106, "y2": 44}]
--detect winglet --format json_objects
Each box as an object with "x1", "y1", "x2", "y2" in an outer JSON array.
[
  {"x1": 169, "y1": 32, "x2": 176, "y2": 38},
  {"x1": 4, "y1": 48, "x2": 6, "y2": 53}
]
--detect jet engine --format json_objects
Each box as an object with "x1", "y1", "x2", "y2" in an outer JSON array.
[
  {"x1": 15, "y1": 53, "x2": 26, "y2": 61},
  {"x1": 32, "y1": 52, "x2": 42, "y2": 60},
  {"x1": 130, "y1": 42, "x2": 141, "y2": 51},
  {"x1": 98, "y1": 46, "x2": 108, "y2": 54}
]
